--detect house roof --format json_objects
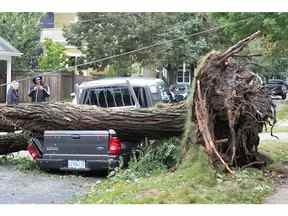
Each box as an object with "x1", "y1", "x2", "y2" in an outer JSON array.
[{"x1": 0, "y1": 36, "x2": 22, "y2": 57}]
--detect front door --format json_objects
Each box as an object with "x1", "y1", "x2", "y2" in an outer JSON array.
[{"x1": 0, "y1": 60, "x2": 7, "y2": 103}]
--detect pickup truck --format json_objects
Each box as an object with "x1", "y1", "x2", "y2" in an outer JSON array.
[{"x1": 27, "y1": 77, "x2": 172, "y2": 172}]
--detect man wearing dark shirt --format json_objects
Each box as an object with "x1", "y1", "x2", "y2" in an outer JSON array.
[{"x1": 28, "y1": 76, "x2": 50, "y2": 103}]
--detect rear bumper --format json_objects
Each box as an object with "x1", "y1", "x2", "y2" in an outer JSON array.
[{"x1": 36, "y1": 156, "x2": 120, "y2": 171}]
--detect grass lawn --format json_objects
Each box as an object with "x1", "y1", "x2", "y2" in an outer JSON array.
[
  {"x1": 276, "y1": 101, "x2": 288, "y2": 121},
  {"x1": 270, "y1": 101, "x2": 288, "y2": 132},
  {"x1": 78, "y1": 149, "x2": 273, "y2": 204},
  {"x1": 258, "y1": 101, "x2": 288, "y2": 170}
]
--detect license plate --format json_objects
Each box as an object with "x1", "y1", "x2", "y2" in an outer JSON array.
[{"x1": 68, "y1": 160, "x2": 86, "y2": 169}]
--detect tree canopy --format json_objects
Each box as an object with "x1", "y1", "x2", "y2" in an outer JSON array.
[
  {"x1": 64, "y1": 13, "x2": 214, "y2": 75},
  {"x1": 214, "y1": 13, "x2": 288, "y2": 79},
  {"x1": 38, "y1": 38, "x2": 68, "y2": 71},
  {"x1": 0, "y1": 12, "x2": 43, "y2": 71}
]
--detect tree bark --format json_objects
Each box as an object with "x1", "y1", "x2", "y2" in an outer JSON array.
[
  {"x1": 0, "y1": 102, "x2": 187, "y2": 141},
  {"x1": 0, "y1": 132, "x2": 30, "y2": 154}
]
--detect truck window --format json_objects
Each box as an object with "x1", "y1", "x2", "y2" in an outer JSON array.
[
  {"x1": 133, "y1": 87, "x2": 148, "y2": 108},
  {"x1": 81, "y1": 86, "x2": 136, "y2": 107}
]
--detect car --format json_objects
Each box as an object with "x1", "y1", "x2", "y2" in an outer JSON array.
[
  {"x1": 264, "y1": 79, "x2": 288, "y2": 100},
  {"x1": 169, "y1": 84, "x2": 191, "y2": 101},
  {"x1": 28, "y1": 77, "x2": 173, "y2": 172}
]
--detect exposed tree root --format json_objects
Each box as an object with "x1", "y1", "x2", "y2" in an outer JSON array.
[{"x1": 185, "y1": 31, "x2": 276, "y2": 171}]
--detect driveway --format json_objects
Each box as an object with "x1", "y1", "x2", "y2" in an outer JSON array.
[{"x1": 0, "y1": 164, "x2": 101, "y2": 204}]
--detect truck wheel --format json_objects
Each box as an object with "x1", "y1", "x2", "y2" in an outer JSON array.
[{"x1": 282, "y1": 94, "x2": 287, "y2": 100}]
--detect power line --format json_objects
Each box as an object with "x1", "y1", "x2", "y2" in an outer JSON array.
[
  {"x1": 0, "y1": 16, "x2": 254, "y2": 87},
  {"x1": 47, "y1": 16, "x2": 255, "y2": 69}
]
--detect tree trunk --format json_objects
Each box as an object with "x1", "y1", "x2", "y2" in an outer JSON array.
[
  {"x1": 0, "y1": 102, "x2": 187, "y2": 141},
  {"x1": 0, "y1": 123, "x2": 16, "y2": 132},
  {"x1": 0, "y1": 132, "x2": 30, "y2": 154}
]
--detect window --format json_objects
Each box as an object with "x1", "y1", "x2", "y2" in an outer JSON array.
[
  {"x1": 81, "y1": 86, "x2": 136, "y2": 108},
  {"x1": 177, "y1": 71, "x2": 184, "y2": 83},
  {"x1": 177, "y1": 63, "x2": 191, "y2": 84},
  {"x1": 40, "y1": 12, "x2": 55, "y2": 28},
  {"x1": 133, "y1": 87, "x2": 148, "y2": 107}
]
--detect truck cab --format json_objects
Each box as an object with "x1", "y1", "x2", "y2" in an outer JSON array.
[{"x1": 73, "y1": 77, "x2": 172, "y2": 107}]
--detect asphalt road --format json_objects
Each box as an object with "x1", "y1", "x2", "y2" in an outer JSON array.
[{"x1": 0, "y1": 165, "x2": 101, "y2": 204}]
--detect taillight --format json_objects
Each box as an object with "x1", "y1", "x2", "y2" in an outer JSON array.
[
  {"x1": 27, "y1": 143, "x2": 41, "y2": 160},
  {"x1": 109, "y1": 136, "x2": 121, "y2": 156}
]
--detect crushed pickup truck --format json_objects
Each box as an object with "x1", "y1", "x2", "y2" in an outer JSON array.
[{"x1": 27, "y1": 77, "x2": 173, "y2": 172}]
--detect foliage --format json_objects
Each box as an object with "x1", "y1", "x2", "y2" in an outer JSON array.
[
  {"x1": 38, "y1": 38, "x2": 68, "y2": 71},
  {"x1": 0, "y1": 12, "x2": 43, "y2": 71},
  {"x1": 64, "y1": 13, "x2": 213, "y2": 74},
  {"x1": 214, "y1": 13, "x2": 288, "y2": 79},
  {"x1": 110, "y1": 137, "x2": 180, "y2": 181},
  {"x1": 214, "y1": 13, "x2": 288, "y2": 51}
]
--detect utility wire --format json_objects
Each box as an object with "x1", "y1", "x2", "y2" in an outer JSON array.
[{"x1": 0, "y1": 16, "x2": 254, "y2": 87}]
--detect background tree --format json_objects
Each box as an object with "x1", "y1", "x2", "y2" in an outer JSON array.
[
  {"x1": 214, "y1": 13, "x2": 288, "y2": 80},
  {"x1": 0, "y1": 12, "x2": 43, "y2": 72},
  {"x1": 38, "y1": 39, "x2": 68, "y2": 71},
  {"x1": 64, "y1": 13, "x2": 214, "y2": 76}
]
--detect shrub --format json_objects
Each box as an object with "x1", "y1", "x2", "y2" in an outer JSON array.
[{"x1": 110, "y1": 137, "x2": 180, "y2": 181}]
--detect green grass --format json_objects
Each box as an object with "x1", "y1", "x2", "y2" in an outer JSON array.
[
  {"x1": 260, "y1": 140, "x2": 288, "y2": 162},
  {"x1": 78, "y1": 147, "x2": 273, "y2": 204},
  {"x1": 276, "y1": 102, "x2": 288, "y2": 121},
  {"x1": 263, "y1": 102, "x2": 288, "y2": 132}
]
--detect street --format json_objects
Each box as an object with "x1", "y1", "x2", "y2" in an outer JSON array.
[{"x1": 0, "y1": 164, "x2": 100, "y2": 204}]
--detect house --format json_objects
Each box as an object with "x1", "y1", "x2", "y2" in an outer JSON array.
[
  {"x1": 165, "y1": 62, "x2": 194, "y2": 86},
  {"x1": 39, "y1": 13, "x2": 83, "y2": 74},
  {"x1": 0, "y1": 36, "x2": 22, "y2": 102}
]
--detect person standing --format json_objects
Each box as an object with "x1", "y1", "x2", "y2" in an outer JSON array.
[
  {"x1": 28, "y1": 76, "x2": 50, "y2": 103},
  {"x1": 7, "y1": 80, "x2": 19, "y2": 105}
]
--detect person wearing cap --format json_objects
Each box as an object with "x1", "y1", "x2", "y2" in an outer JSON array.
[
  {"x1": 28, "y1": 76, "x2": 50, "y2": 103},
  {"x1": 7, "y1": 80, "x2": 19, "y2": 105}
]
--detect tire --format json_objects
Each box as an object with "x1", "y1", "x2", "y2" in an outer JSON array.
[{"x1": 282, "y1": 94, "x2": 287, "y2": 100}]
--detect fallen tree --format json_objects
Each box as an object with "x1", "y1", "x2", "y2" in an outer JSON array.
[
  {"x1": 0, "y1": 102, "x2": 187, "y2": 141},
  {"x1": 0, "y1": 115, "x2": 16, "y2": 132},
  {"x1": 0, "y1": 132, "x2": 30, "y2": 154}
]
